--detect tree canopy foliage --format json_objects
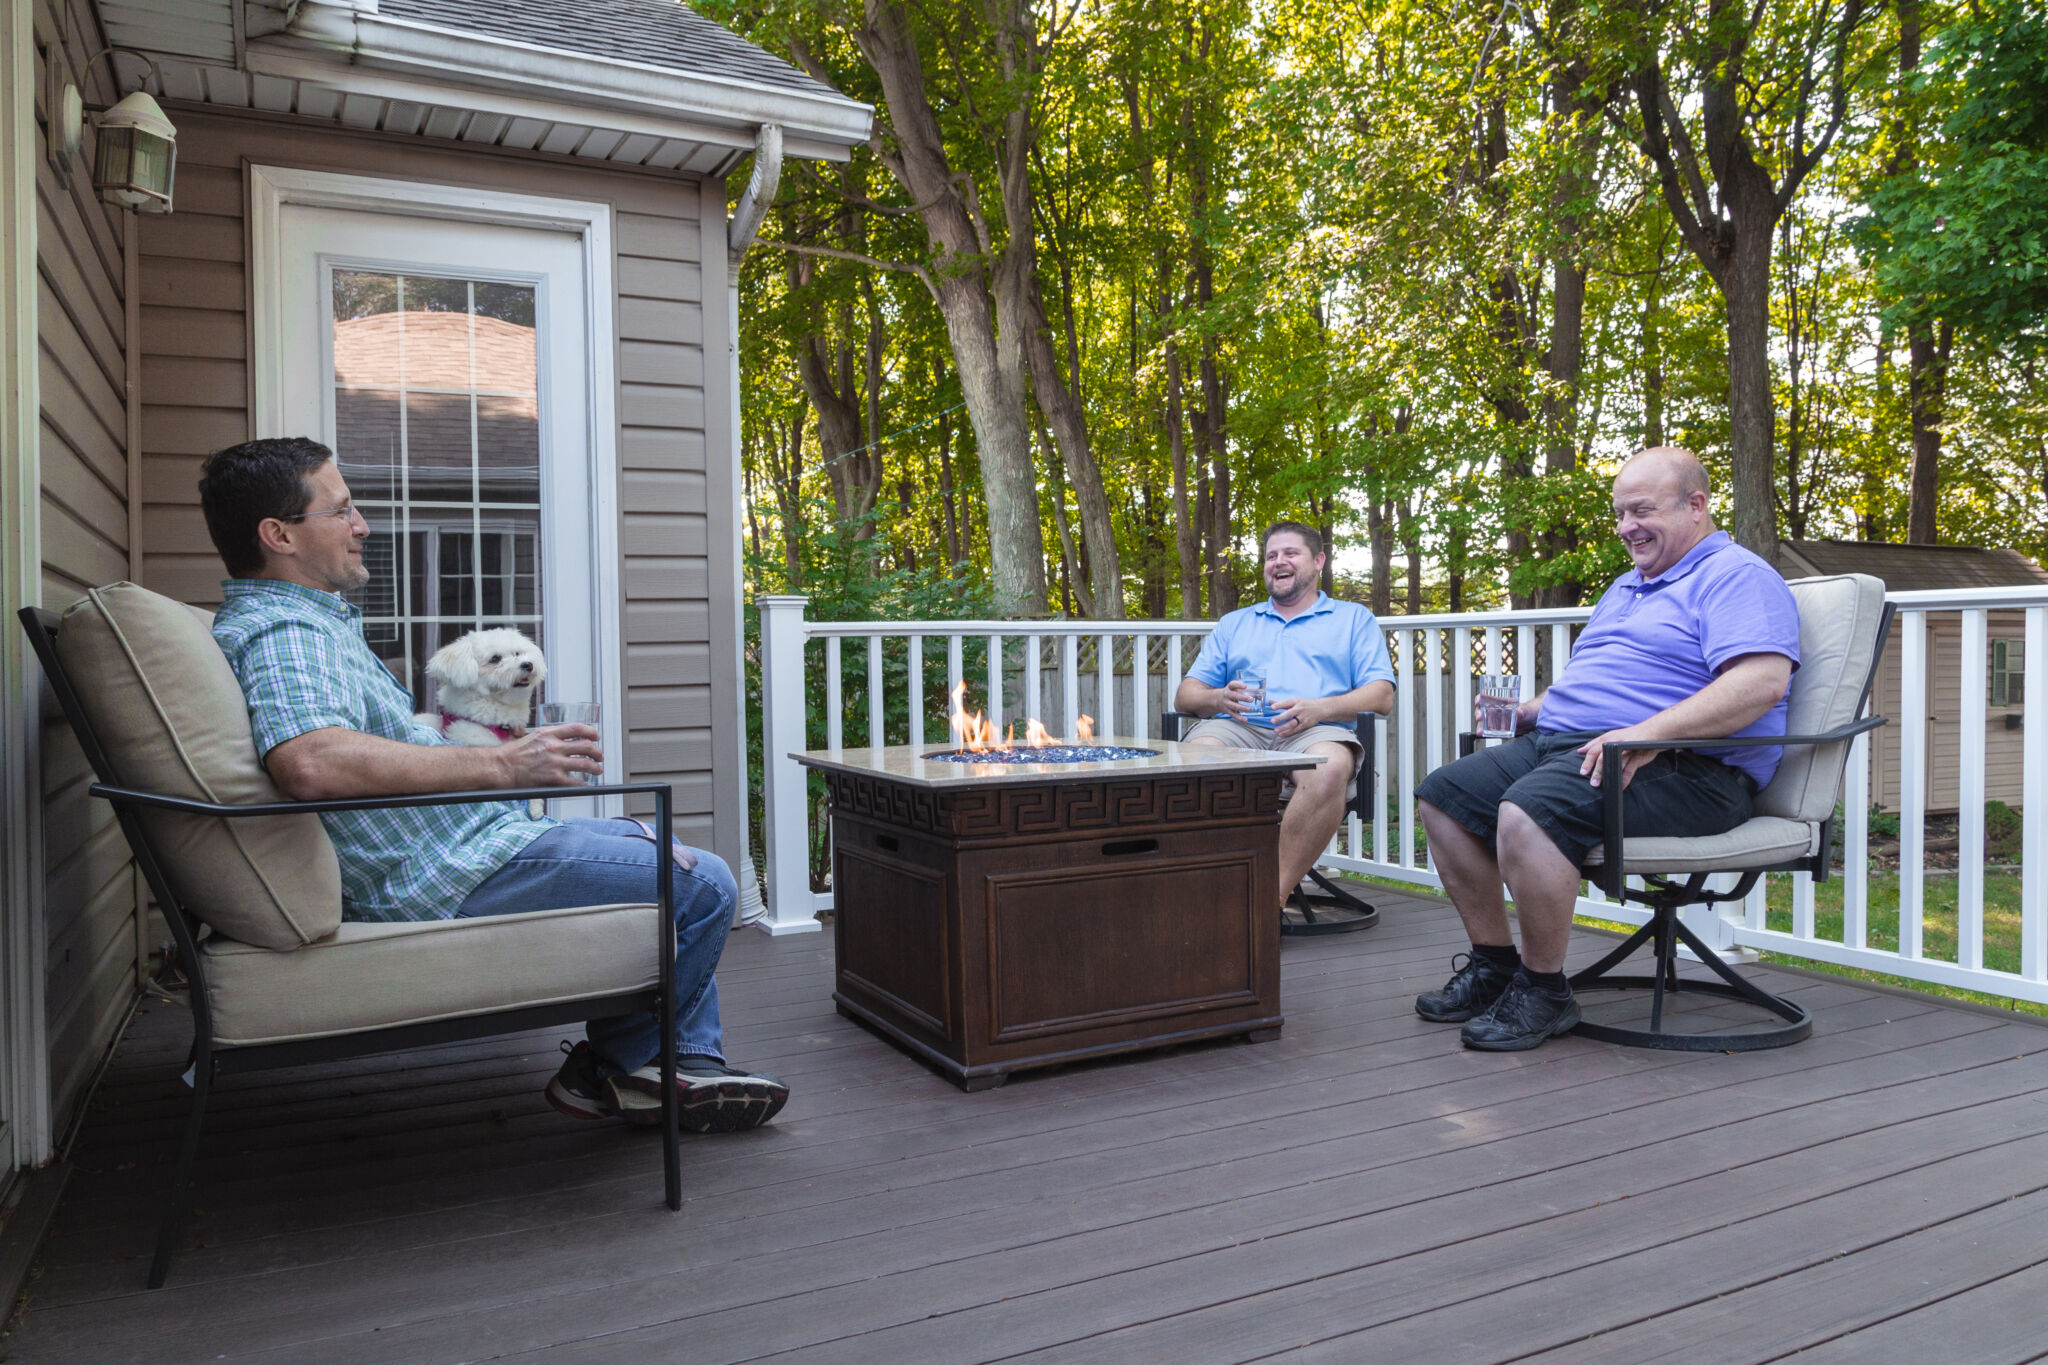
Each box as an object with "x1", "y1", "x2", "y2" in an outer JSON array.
[{"x1": 712, "y1": 0, "x2": 2048, "y2": 621}]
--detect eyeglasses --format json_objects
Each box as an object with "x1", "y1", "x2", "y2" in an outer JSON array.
[{"x1": 278, "y1": 504, "x2": 363, "y2": 526}]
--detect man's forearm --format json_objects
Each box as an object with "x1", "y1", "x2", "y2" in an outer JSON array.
[
  {"x1": 1175, "y1": 678, "x2": 1231, "y2": 717},
  {"x1": 1316, "y1": 680, "x2": 1395, "y2": 721},
  {"x1": 266, "y1": 727, "x2": 508, "y2": 801},
  {"x1": 1633, "y1": 655, "x2": 1792, "y2": 742}
]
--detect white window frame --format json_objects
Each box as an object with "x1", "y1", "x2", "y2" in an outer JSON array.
[{"x1": 248, "y1": 167, "x2": 624, "y2": 788}]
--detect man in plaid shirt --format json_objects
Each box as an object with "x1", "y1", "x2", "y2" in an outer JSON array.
[{"x1": 200, "y1": 437, "x2": 787, "y2": 1133}]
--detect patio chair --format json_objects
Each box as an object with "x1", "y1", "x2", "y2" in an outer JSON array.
[
  {"x1": 1161, "y1": 710, "x2": 1381, "y2": 935},
  {"x1": 1458, "y1": 572, "x2": 1894, "y2": 1051},
  {"x1": 20, "y1": 585, "x2": 684, "y2": 1288}
]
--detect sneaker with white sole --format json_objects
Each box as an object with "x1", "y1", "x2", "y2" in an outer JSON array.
[{"x1": 545, "y1": 1040, "x2": 789, "y2": 1132}]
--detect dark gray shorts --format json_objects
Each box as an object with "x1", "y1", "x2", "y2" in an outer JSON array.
[{"x1": 1414, "y1": 729, "x2": 1756, "y2": 868}]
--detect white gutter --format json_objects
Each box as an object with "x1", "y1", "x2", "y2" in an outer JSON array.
[{"x1": 253, "y1": 1, "x2": 871, "y2": 158}]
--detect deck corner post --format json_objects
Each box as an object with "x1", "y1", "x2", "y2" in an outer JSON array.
[{"x1": 758, "y1": 594, "x2": 822, "y2": 935}]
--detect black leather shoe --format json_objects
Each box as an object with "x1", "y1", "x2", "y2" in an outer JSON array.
[
  {"x1": 1460, "y1": 970, "x2": 1581, "y2": 1051},
  {"x1": 1415, "y1": 951, "x2": 1517, "y2": 1023}
]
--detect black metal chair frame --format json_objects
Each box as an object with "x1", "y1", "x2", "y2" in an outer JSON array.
[
  {"x1": 1163, "y1": 710, "x2": 1381, "y2": 936},
  {"x1": 1456, "y1": 602, "x2": 1895, "y2": 1051},
  {"x1": 20, "y1": 606, "x2": 683, "y2": 1288}
]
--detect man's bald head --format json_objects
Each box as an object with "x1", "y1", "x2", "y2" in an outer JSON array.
[{"x1": 1624, "y1": 446, "x2": 1711, "y2": 502}]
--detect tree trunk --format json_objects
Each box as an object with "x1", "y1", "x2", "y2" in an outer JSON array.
[
  {"x1": 1367, "y1": 497, "x2": 1393, "y2": 616},
  {"x1": 1720, "y1": 219, "x2": 1779, "y2": 555},
  {"x1": 937, "y1": 411, "x2": 961, "y2": 567},
  {"x1": 852, "y1": 0, "x2": 1046, "y2": 614},
  {"x1": 1165, "y1": 337, "x2": 1199, "y2": 617},
  {"x1": 1906, "y1": 318, "x2": 1952, "y2": 542}
]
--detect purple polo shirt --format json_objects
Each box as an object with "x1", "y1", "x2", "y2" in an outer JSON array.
[{"x1": 1539, "y1": 531, "x2": 1801, "y2": 788}]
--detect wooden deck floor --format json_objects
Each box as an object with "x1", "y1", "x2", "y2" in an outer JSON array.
[{"x1": 12, "y1": 887, "x2": 2048, "y2": 1364}]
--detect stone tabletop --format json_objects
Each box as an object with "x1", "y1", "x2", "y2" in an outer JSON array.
[{"x1": 790, "y1": 739, "x2": 1326, "y2": 791}]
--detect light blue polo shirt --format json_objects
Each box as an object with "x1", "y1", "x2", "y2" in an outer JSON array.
[
  {"x1": 1186, "y1": 592, "x2": 1396, "y2": 728},
  {"x1": 1540, "y1": 531, "x2": 1801, "y2": 788},
  {"x1": 211, "y1": 579, "x2": 552, "y2": 921}
]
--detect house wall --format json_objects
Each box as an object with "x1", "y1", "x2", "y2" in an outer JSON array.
[
  {"x1": 137, "y1": 109, "x2": 728, "y2": 852},
  {"x1": 1867, "y1": 612, "x2": 2028, "y2": 816},
  {"x1": 32, "y1": 0, "x2": 141, "y2": 1135}
]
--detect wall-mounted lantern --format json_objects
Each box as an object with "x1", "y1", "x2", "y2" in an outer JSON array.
[{"x1": 44, "y1": 47, "x2": 177, "y2": 213}]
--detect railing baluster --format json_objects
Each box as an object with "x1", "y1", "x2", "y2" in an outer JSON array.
[
  {"x1": 1372, "y1": 712, "x2": 1389, "y2": 864},
  {"x1": 1060, "y1": 634, "x2": 1078, "y2": 736},
  {"x1": 947, "y1": 635, "x2": 963, "y2": 714},
  {"x1": 1844, "y1": 725, "x2": 1871, "y2": 949},
  {"x1": 1168, "y1": 634, "x2": 1184, "y2": 719},
  {"x1": 987, "y1": 634, "x2": 1003, "y2": 732},
  {"x1": 867, "y1": 634, "x2": 884, "y2": 748},
  {"x1": 826, "y1": 635, "x2": 843, "y2": 752},
  {"x1": 1791, "y1": 871, "x2": 1812, "y2": 937},
  {"x1": 1133, "y1": 634, "x2": 1149, "y2": 739},
  {"x1": 1958, "y1": 608, "x2": 1988, "y2": 971},
  {"x1": 1899, "y1": 610, "x2": 1927, "y2": 960},
  {"x1": 1485, "y1": 625, "x2": 1502, "y2": 676},
  {"x1": 1551, "y1": 621, "x2": 1571, "y2": 690},
  {"x1": 2024, "y1": 605, "x2": 2047, "y2": 981},
  {"x1": 909, "y1": 635, "x2": 924, "y2": 749},
  {"x1": 1424, "y1": 627, "x2": 1444, "y2": 778},
  {"x1": 1515, "y1": 626, "x2": 1534, "y2": 703},
  {"x1": 1452, "y1": 626, "x2": 1472, "y2": 741},
  {"x1": 1398, "y1": 629, "x2": 1417, "y2": 869},
  {"x1": 1025, "y1": 635, "x2": 1042, "y2": 736},
  {"x1": 1098, "y1": 633, "x2": 1114, "y2": 738}
]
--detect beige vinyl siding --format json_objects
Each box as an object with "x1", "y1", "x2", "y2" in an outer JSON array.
[
  {"x1": 1867, "y1": 612, "x2": 2028, "y2": 815},
  {"x1": 139, "y1": 110, "x2": 725, "y2": 851},
  {"x1": 34, "y1": 0, "x2": 139, "y2": 1131}
]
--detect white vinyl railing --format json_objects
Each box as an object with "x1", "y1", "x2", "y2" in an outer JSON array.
[{"x1": 754, "y1": 587, "x2": 2048, "y2": 1015}]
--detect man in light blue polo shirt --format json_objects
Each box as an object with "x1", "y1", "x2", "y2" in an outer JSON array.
[
  {"x1": 1414, "y1": 447, "x2": 1801, "y2": 1051},
  {"x1": 1176, "y1": 521, "x2": 1397, "y2": 912}
]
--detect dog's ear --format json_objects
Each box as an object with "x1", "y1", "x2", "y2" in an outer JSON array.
[{"x1": 427, "y1": 637, "x2": 481, "y2": 690}]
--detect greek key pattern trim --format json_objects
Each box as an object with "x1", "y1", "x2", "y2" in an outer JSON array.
[{"x1": 824, "y1": 771, "x2": 1284, "y2": 838}]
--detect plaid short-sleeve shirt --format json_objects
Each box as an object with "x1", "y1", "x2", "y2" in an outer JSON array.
[{"x1": 211, "y1": 579, "x2": 552, "y2": 921}]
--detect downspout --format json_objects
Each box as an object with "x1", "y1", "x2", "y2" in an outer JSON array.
[{"x1": 725, "y1": 125, "x2": 780, "y2": 925}]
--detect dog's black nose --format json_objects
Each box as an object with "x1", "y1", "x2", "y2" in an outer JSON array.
[{"x1": 519, "y1": 661, "x2": 534, "y2": 674}]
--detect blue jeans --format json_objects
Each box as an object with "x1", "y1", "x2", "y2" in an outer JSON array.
[{"x1": 456, "y1": 817, "x2": 737, "y2": 1073}]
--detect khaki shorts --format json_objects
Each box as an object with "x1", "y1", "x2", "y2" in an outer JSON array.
[{"x1": 1180, "y1": 714, "x2": 1364, "y2": 799}]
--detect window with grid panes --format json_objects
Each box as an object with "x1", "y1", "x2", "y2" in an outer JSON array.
[{"x1": 328, "y1": 270, "x2": 542, "y2": 709}]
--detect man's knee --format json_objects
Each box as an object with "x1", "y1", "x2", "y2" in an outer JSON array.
[
  {"x1": 1496, "y1": 800, "x2": 1569, "y2": 867},
  {"x1": 678, "y1": 848, "x2": 738, "y2": 924}
]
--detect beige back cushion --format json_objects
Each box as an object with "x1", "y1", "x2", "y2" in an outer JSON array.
[
  {"x1": 56, "y1": 584, "x2": 342, "y2": 948},
  {"x1": 1754, "y1": 573, "x2": 1889, "y2": 824}
]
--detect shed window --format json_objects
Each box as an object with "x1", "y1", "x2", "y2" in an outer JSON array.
[{"x1": 1993, "y1": 639, "x2": 2025, "y2": 707}]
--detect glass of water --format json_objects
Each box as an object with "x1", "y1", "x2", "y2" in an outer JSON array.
[
  {"x1": 1235, "y1": 668, "x2": 1266, "y2": 722},
  {"x1": 1476, "y1": 674, "x2": 1522, "y2": 738},
  {"x1": 536, "y1": 701, "x2": 602, "y2": 784}
]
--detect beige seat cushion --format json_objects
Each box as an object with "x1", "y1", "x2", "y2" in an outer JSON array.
[
  {"x1": 56, "y1": 584, "x2": 342, "y2": 948},
  {"x1": 1583, "y1": 817, "x2": 1819, "y2": 875},
  {"x1": 202, "y1": 902, "x2": 661, "y2": 1046}
]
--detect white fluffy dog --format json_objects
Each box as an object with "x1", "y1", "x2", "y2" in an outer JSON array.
[{"x1": 414, "y1": 628, "x2": 547, "y2": 745}]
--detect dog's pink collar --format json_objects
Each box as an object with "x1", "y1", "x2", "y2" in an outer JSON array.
[{"x1": 443, "y1": 711, "x2": 521, "y2": 742}]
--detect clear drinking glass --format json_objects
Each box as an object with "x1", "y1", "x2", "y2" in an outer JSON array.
[
  {"x1": 536, "y1": 701, "x2": 601, "y2": 784},
  {"x1": 1476, "y1": 674, "x2": 1522, "y2": 738},
  {"x1": 1235, "y1": 668, "x2": 1267, "y2": 723}
]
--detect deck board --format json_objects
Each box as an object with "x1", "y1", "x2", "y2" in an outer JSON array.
[{"x1": 10, "y1": 887, "x2": 2048, "y2": 1364}]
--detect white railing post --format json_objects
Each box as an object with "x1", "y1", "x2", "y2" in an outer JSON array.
[
  {"x1": 757, "y1": 595, "x2": 822, "y2": 935},
  {"x1": 1958, "y1": 609, "x2": 1988, "y2": 971},
  {"x1": 2022, "y1": 606, "x2": 2047, "y2": 982},
  {"x1": 1899, "y1": 610, "x2": 1927, "y2": 960}
]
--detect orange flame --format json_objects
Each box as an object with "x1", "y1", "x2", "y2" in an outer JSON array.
[
  {"x1": 947, "y1": 682, "x2": 998, "y2": 752},
  {"x1": 943, "y1": 683, "x2": 1098, "y2": 755}
]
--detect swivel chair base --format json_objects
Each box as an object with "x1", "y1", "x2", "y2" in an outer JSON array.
[
  {"x1": 1568, "y1": 910, "x2": 1811, "y2": 1051},
  {"x1": 1282, "y1": 868, "x2": 1379, "y2": 936}
]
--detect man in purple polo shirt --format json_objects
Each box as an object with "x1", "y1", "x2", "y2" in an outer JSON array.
[{"x1": 1413, "y1": 447, "x2": 1801, "y2": 1051}]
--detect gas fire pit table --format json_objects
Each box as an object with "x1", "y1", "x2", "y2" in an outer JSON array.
[{"x1": 792, "y1": 738, "x2": 1324, "y2": 1090}]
